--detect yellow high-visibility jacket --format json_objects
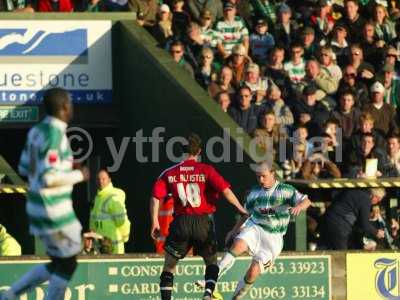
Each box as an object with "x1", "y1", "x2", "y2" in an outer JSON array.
[
  {"x1": 89, "y1": 183, "x2": 131, "y2": 254},
  {"x1": 0, "y1": 225, "x2": 21, "y2": 256}
]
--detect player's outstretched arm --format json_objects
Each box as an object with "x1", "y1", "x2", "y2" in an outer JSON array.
[
  {"x1": 222, "y1": 188, "x2": 249, "y2": 216},
  {"x1": 290, "y1": 198, "x2": 311, "y2": 216},
  {"x1": 149, "y1": 197, "x2": 161, "y2": 240}
]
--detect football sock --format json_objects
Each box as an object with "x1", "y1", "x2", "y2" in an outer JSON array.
[
  {"x1": 160, "y1": 271, "x2": 174, "y2": 300},
  {"x1": 203, "y1": 264, "x2": 219, "y2": 298},
  {"x1": 218, "y1": 251, "x2": 236, "y2": 277}
]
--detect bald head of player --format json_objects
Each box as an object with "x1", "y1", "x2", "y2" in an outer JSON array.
[{"x1": 43, "y1": 88, "x2": 73, "y2": 123}]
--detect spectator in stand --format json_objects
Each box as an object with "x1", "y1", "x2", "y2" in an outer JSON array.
[
  {"x1": 319, "y1": 188, "x2": 386, "y2": 250},
  {"x1": 169, "y1": 40, "x2": 194, "y2": 78},
  {"x1": 363, "y1": 81, "x2": 398, "y2": 135},
  {"x1": 182, "y1": 22, "x2": 208, "y2": 70},
  {"x1": 284, "y1": 42, "x2": 306, "y2": 92},
  {"x1": 242, "y1": 63, "x2": 268, "y2": 106},
  {"x1": 216, "y1": 91, "x2": 231, "y2": 112},
  {"x1": 249, "y1": 19, "x2": 275, "y2": 66},
  {"x1": 293, "y1": 125, "x2": 315, "y2": 157},
  {"x1": 131, "y1": 0, "x2": 159, "y2": 27},
  {"x1": 301, "y1": 152, "x2": 342, "y2": 180},
  {"x1": 363, "y1": 205, "x2": 399, "y2": 250},
  {"x1": 331, "y1": 90, "x2": 361, "y2": 139},
  {"x1": 348, "y1": 44, "x2": 375, "y2": 83},
  {"x1": 171, "y1": 0, "x2": 191, "y2": 40},
  {"x1": 264, "y1": 47, "x2": 294, "y2": 101},
  {"x1": 319, "y1": 46, "x2": 343, "y2": 83},
  {"x1": 152, "y1": 4, "x2": 173, "y2": 47},
  {"x1": 387, "y1": 135, "x2": 400, "y2": 174},
  {"x1": 252, "y1": 110, "x2": 287, "y2": 162},
  {"x1": 274, "y1": 3, "x2": 300, "y2": 52},
  {"x1": 337, "y1": 64, "x2": 370, "y2": 108},
  {"x1": 265, "y1": 84, "x2": 294, "y2": 130},
  {"x1": 28, "y1": 0, "x2": 74, "y2": 11},
  {"x1": 195, "y1": 47, "x2": 219, "y2": 89},
  {"x1": 329, "y1": 24, "x2": 350, "y2": 68},
  {"x1": 360, "y1": 22, "x2": 384, "y2": 69},
  {"x1": 208, "y1": 66, "x2": 236, "y2": 99},
  {"x1": 380, "y1": 63, "x2": 400, "y2": 109},
  {"x1": 0, "y1": 0, "x2": 33, "y2": 11},
  {"x1": 215, "y1": 2, "x2": 249, "y2": 59},
  {"x1": 384, "y1": 46, "x2": 400, "y2": 77},
  {"x1": 249, "y1": 0, "x2": 278, "y2": 30},
  {"x1": 282, "y1": 142, "x2": 308, "y2": 179},
  {"x1": 225, "y1": 44, "x2": 252, "y2": 89},
  {"x1": 291, "y1": 85, "x2": 330, "y2": 137},
  {"x1": 199, "y1": 9, "x2": 220, "y2": 50},
  {"x1": 303, "y1": 59, "x2": 339, "y2": 109},
  {"x1": 309, "y1": 0, "x2": 335, "y2": 44},
  {"x1": 228, "y1": 86, "x2": 263, "y2": 133},
  {"x1": 337, "y1": 0, "x2": 366, "y2": 43},
  {"x1": 186, "y1": 0, "x2": 222, "y2": 24},
  {"x1": 346, "y1": 133, "x2": 394, "y2": 178},
  {"x1": 373, "y1": 4, "x2": 397, "y2": 44},
  {"x1": 300, "y1": 27, "x2": 318, "y2": 60},
  {"x1": 350, "y1": 112, "x2": 386, "y2": 152}
]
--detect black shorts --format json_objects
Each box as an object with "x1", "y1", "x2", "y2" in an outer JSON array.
[{"x1": 165, "y1": 214, "x2": 217, "y2": 259}]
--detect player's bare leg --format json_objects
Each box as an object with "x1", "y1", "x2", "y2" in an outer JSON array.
[
  {"x1": 160, "y1": 252, "x2": 178, "y2": 300},
  {"x1": 232, "y1": 260, "x2": 262, "y2": 300}
]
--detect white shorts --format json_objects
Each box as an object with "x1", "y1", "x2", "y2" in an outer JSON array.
[
  {"x1": 39, "y1": 224, "x2": 82, "y2": 258},
  {"x1": 235, "y1": 221, "x2": 283, "y2": 273}
]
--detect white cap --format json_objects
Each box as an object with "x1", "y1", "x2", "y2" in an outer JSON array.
[
  {"x1": 370, "y1": 81, "x2": 385, "y2": 94},
  {"x1": 160, "y1": 4, "x2": 170, "y2": 13}
]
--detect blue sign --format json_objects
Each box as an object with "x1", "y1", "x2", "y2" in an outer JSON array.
[{"x1": 0, "y1": 21, "x2": 112, "y2": 105}]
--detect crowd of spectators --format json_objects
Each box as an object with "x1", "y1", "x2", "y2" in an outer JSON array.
[
  {"x1": 135, "y1": 0, "x2": 400, "y2": 251},
  {"x1": 137, "y1": 0, "x2": 400, "y2": 181},
  {"x1": 4, "y1": 0, "x2": 400, "y2": 252}
]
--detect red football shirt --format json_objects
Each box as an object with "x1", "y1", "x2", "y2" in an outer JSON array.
[{"x1": 152, "y1": 159, "x2": 230, "y2": 215}]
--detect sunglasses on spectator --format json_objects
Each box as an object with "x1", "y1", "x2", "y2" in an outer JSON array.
[
  {"x1": 292, "y1": 50, "x2": 302, "y2": 54},
  {"x1": 203, "y1": 17, "x2": 211, "y2": 20},
  {"x1": 171, "y1": 50, "x2": 183, "y2": 54},
  {"x1": 387, "y1": 54, "x2": 397, "y2": 58},
  {"x1": 344, "y1": 73, "x2": 356, "y2": 78}
]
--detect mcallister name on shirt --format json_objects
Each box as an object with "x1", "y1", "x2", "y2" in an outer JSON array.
[{"x1": 168, "y1": 174, "x2": 206, "y2": 183}]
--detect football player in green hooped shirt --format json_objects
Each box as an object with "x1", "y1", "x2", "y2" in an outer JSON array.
[{"x1": 217, "y1": 161, "x2": 311, "y2": 300}]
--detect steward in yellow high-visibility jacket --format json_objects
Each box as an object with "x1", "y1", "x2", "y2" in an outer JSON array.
[
  {"x1": 0, "y1": 224, "x2": 22, "y2": 256},
  {"x1": 89, "y1": 170, "x2": 131, "y2": 254}
]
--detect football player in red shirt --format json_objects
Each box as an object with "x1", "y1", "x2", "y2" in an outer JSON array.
[{"x1": 150, "y1": 133, "x2": 248, "y2": 300}]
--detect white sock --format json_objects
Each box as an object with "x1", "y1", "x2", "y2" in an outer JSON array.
[
  {"x1": 232, "y1": 277, "x2": 253, "y2": 300},
  {"x1": 218, "y1": 252, "x2": 236, "y2": 278},
  {"x1": 9, "y1": 264, "x2": 51, "y2": 297},
  {"x1": 45, "y1": 274, "x2": 69, "y2": 300}
]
